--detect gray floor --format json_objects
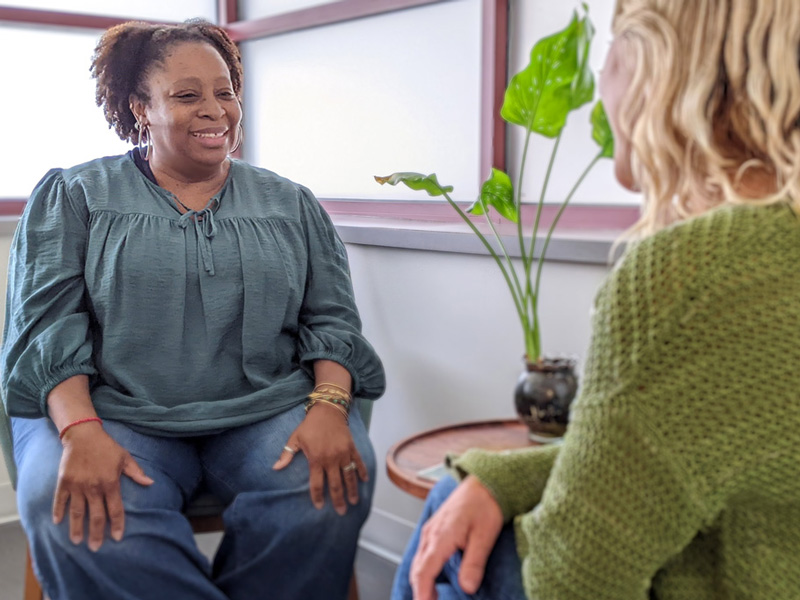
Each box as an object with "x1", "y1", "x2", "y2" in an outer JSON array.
[{"x1": 0, "y1": 520, "x2": 397, "y2": 599}]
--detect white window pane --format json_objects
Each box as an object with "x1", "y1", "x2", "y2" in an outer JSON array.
[
  {"x1": 6, "y1": 0, "x2": 216, "y2": 23},
  {"x1": 240, "y1": 0, "x2": 339, "y2": 20},
  {"x1": 242, "y1": 0, "x2": 482, "y2": 202},
  {"x1": 0, "y1": 26, "x2": 130, "y2": 197},
  {"x1": 509, "y1": 0, "x2": 639, "y2": 205}
]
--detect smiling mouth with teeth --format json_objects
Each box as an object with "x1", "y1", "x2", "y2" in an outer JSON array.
[{"x1": 193, "y1": 131, "x2": 228, "y2": 138}]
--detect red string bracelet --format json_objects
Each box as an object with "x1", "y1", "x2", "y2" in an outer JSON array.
[{"x1": 58, "y1": 417, "x2": 103, "y2": 440}]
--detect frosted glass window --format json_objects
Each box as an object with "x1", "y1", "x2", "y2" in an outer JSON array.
[
  {"x1": 507, "y1": 0, "x2": 639, "y2": 205},
  {"x1": 240, "y1": 0, "x2": 339, "y2": 20},
  {"x1": 242, "y1": 0, "x2": 482, "y2": 202},
  {"x1": 4, "y1": 0, "x2": 216, "y2": 22},
  {"x1": 0, "y1": 26, "x2": 130, "y2": 197}
]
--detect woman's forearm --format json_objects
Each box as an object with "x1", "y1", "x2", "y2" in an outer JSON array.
[
  {"x1": 313, "y1": 360, "x2": 352, "y2": 392},
  {"x1": 309, "y1": 360, "x2": 353, "y2": 423},
  {"x1": 46, "y1": 375, "x2": 98, "y2": 433}
]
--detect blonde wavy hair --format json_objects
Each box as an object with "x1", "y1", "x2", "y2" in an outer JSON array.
[{"x1": 613, "y1": 0, "x2": 800, "y2": 237}]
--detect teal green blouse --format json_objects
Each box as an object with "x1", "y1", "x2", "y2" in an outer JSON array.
[{"x1": 1, "y1": 154, "x2": 385, "y2": 435}]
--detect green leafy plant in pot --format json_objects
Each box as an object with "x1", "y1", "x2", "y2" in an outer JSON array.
[{"x1": 376, "y1": 6, "x2": 614, "y2": 442}]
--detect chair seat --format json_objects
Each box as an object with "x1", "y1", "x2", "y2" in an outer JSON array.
[{"x1": 185, "y1": 491, "x2": 227, "y2": 519}]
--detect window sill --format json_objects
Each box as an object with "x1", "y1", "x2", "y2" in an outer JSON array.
[{"x1": 331, "y1": 214, "x2": 625, "y2": 265}]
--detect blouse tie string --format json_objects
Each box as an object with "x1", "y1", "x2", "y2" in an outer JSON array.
[{"x1": 178, "y1": 206, "x2": 218, "y2": 276}]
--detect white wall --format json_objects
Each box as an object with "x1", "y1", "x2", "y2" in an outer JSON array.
[{"x1": 346, "y1": 244, "x2": 610, "y2": 559}]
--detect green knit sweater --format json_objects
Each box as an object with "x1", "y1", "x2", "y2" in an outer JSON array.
[{"x1": 451, "y1": 202, "x2": 800, "y2": 599}]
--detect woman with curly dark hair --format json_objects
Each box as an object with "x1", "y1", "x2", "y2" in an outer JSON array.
[{"x1": 1, "y1": 19, "x2": 384, "y2": 600}]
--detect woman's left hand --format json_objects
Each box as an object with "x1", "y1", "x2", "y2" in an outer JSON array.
[{"x1": 273, "y1": 403, "x2": 368, "y2": 514}]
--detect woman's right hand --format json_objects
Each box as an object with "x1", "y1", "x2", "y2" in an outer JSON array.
[
  {"x1": 410, "y1": 476, "x2": 504, "y2": 600},
  {"x1": 53, "y1": 423, "x2": 153, "y2": 551}
]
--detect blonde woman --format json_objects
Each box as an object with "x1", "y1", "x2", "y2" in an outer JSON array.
[{"x1": 391, "y1": 1, "x2": 800, "y2": 598}]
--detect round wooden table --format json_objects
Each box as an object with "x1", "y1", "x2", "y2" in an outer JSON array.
[{"x1": 386, "y1": 419, "x2": 539, "y2": 499}]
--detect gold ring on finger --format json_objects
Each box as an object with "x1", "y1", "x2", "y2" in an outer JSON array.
[{"x1": 342, "y1": 461, "x2": 357, "y2": 472}]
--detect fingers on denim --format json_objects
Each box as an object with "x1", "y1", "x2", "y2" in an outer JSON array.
[
  {"x1": 12, "y1": 403, "x2": 375, "y2": 600},
  {"x1": 390, "y1": 476, "x2": 527, "y2": 600},
  {"x1": 202, "y1": 403, "x2": 376, "y2": 600},
  {"x1": 13, "y1": 417, "x2": 226, "y2": 600}
]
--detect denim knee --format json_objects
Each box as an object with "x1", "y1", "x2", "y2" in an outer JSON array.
[
  {"x1": 430, "y1": 475, "x2": 460, "y2": 501},
  {"x1": 225, "y1": 472, "x2": 374, "y2": 536},
  {"x1": 16, "y1": 473, "x2": 57, "y2": 531}
]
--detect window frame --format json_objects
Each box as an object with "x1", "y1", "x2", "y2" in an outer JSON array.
[{"x1": 0, "y1": 0, "x2": 638, "y2": 234}]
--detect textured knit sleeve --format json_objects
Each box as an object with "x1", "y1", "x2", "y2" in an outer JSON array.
[
  {"x1": 447, "y1": 445, "x2": 561, "y2": 522},
  {"x1": 1, "y1": 170, "x2": 97, "y2": 418},
  {"x1": 295, "y1": 187, "x2": 385, "y2": 399},
  {"x1": 516, "y1": 402, "x2": 714, "y2": 599},
  {"x1": 514, "y1": 223, "x2": 724, "y2": 600}
]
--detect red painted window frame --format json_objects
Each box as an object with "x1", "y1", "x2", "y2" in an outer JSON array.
[{"x1": 0, "y1": 0, "x2": 638, "y2": 231}]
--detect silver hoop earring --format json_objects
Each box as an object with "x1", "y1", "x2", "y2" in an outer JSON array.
[
  {"x1": 137, "y1": 122, "x2": 152, "y2": 161},
  {"x1": 230, "y1": 123, "x2": 243, "y2": 154}
]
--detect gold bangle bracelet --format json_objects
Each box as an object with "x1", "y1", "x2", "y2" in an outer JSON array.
[
  {"x1": 316, "y1": 398, "x2": 349, "y2": 419},
  {"x1": 312, "y1": 383, "x2": 352, "y2": 399},
  {"x1": 308, "y1": 392, "x2": 352, "y2": 407},
  {"x1": 305, "y1": 398, "x2": 349, "y2": 423},
  {"x1": 307, "y1": 392, "x2": 350, "y2": 410}
]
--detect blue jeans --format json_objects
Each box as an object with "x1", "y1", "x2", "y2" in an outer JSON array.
[
  {"x1": 12, "y1": 403, "x2": 374, "y2": 600},
  {"x1": 391, "y1": 476, "x2": 526, "y2": 600}
]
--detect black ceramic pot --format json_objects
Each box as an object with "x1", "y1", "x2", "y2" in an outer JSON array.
[{"x1": 514, "y1": 357, "x2": 578, "y2": 442}]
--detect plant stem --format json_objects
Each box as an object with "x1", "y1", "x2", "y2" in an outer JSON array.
[
  {"x1": 516, "y1": 130, "x2": 533, "y2": 288},
  {"x1": 527, "y1": 132, "x2": 562, "y2": 269},
  {"x1": 531, "y1": 152, "x2": 602, "y2": 357},
  {"x1": 438, "y1": 188, "x2": 527, "y2": 326},
  {"x1": 479, "y1": 201, "x2": 526, "y2": 306},
  {"x1": 516, "y1": 130, "x2": 537, "y2": 361},
  {"x1": 525, "y1": 132, "x2": 562, "y2": 355}
]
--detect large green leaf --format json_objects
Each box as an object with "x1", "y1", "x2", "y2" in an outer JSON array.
[
  {"x1": 571, "y1": 8, "x2": 595, "y2": 110},
  {"x1": 374, "y1": 172, "x2": 453, "y2": 196},
  {"x1": 591, "y1": 101, "x2": 614, "y2": 158},
  {"x1": 501, "y1": 8, "x2": 595, "y2": 138},
  {"x1": 468, "y1": 168, "x2": 518, "y2": 223}
]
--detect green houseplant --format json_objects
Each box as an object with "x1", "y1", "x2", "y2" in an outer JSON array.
[{"x1": 376, "y1": 6, "x2": 614, "y2": 440}]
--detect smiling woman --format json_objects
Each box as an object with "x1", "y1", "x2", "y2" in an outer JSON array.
[
  {"x1": 129, "y1": 42, "x2": 243, "y2": 207},
  {"x1": 93, "y1": 20, "x2": 243, "y2": 202},
  {"x1": 2, "y1": 19, "x2": 385, "y2": 600}
]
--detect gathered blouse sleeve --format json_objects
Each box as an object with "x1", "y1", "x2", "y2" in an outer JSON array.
[
  {"x1": 295, "y1": 187, "x2": 385, "y2": 399},
  {"x1": 1, "y1": 170, "x2": 97, "y2": 417}
]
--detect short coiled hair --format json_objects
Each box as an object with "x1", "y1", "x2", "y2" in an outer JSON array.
[
  {"x1": 91, "y1": 19, "x2": 243, "y2": 144},
  {"x1": 612, "y1": 0, "x2": 800, "y2": 237}
]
